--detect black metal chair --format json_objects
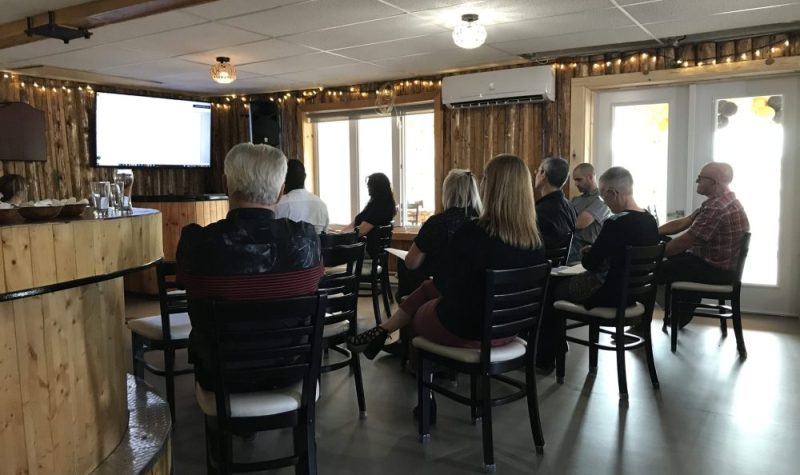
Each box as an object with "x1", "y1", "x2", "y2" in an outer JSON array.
[
  {"x1": 128, "y1": 260, "x2": 193, "y2": 422},
  {"x1": 319, "y1": 231, "x2": 359, "y2": 248},
  {"x1": 319, "y1": 242, "x2": 367, "y2": 417},
  {"x1": 665, "y1": 232, "x2": 751, "y2": 357},
  {"x1": 545, "y1": 232, "x2": 573, "y2": 268},
  {"x1": 554, "y1": 244, "x2": 664, "y2": 399},
  {"x1": 360, "y1": 223, "x2": 394, "y2": 325},
  {"x1": 413, "y1": 263, "x2": 551, "y2": 473},
  {"x1": 192, "y1": 293, "x2": 327, "y2": 475}
]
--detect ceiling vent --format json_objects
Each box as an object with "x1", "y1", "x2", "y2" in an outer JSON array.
[
  {"x1": 26, "y1": 11, "x2": 92, "y2": 44},
  {"x1": 442, "y1": 66, "x2": 555, "y2": 109}
]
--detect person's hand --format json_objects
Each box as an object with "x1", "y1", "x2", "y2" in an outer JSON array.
[{"x1": 581, "y1": 245, "x2": 592, "y2": 255}]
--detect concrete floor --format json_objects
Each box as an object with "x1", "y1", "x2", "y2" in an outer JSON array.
[{"x1": 124, "y1": 296, "x2": 800, "y2": 475}]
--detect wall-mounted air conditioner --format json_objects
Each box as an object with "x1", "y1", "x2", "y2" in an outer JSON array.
[{"x1": 442, "y1": 65, "x2": 556, "y2": 108}]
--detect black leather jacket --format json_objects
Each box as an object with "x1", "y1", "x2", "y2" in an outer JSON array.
[{"x1": 177, "y1": 207, "x2": 321, "y2": 277}]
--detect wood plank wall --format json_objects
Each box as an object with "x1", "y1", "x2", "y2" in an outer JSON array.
[{"x1": 1, "y1": 32, "x2": 796, "y2": 201}]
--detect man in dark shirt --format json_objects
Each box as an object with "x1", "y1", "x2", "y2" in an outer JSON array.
[
  {"x1": 537, "y1": 166, "x2": 658, "y2": 371},
  {"x1": 534, "y1": 156, "x2": 576, "y2": 250},
  {"x1": 177, "y1": 142, "x2": 323, "y2": 390}
]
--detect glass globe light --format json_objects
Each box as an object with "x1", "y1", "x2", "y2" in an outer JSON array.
[{"x1": 452, "y1": 13, "x2": 487, "y2": 49}]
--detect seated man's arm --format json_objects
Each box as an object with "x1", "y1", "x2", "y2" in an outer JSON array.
[
  {"x1": 664, "y1": 231, "x2": 697, "y2": 256},
  {"x1": 575, "y1": 211, "x2": 594, "y2": 230},
  {"x1": 658, "y1": 210, "x2": 698, "y2": 236}
]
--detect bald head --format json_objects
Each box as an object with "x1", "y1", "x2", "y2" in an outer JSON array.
[
  {"x1": 573, "y1": 163, "x2": 595, "y2": 177},
  {"x1": 702, "y1": 162, "x2": 734, "y2": 185},
  {"x1": 572, "y1": 162, "x2": 597, "y2": 194}
]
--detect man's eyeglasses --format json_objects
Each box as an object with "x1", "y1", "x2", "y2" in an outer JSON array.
[{"x1": 695, "y1": 175, "x2": 716, "y2": 184}]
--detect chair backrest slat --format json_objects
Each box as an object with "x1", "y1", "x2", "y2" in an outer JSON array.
[
  {"x1": 544, "y1": 232, "x2": 573, "y2": 267},
  {"x1": 734, "y1": 233, "x2": 751, "y2": 282},
  {"x1": 481, "y1": 262, "x2": 551, "y2": 367},
  {"x1": 613, "y1": 243, "x2": 665, "y2": 320},
  {"x1": 319, "y1": 242, "x2": 365, "y2": 328},
  {"x1": 156, "y1": 260, "x2": 188, "y2": 340},
  {"x1": 319, "y1": 231, "x2": 359, "y2": 249},
  {"x1": 365, "y1": 224, "x2": 393, "y2": 258}
]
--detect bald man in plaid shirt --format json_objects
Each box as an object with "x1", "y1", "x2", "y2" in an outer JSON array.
[{"x1": 657, "y1": 162, "x2": 749, "y2": 326}]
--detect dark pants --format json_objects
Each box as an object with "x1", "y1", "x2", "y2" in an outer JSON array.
[{"x1": 658, "y1": 253, "x2": 734, "y2": 324}]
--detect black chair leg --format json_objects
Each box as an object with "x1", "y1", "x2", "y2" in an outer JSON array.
[
  {"x1": 418, "y1": 357, "x2": 432, "y2": 439},
  {"x1": 555, "y1": 312, "x2": 566, "y2": 384},
  {"x1": 370, "y1": 271, "x2": 382, "y2": 326},
  {"x1": 643, "y1": 320, "x2": 659, "y2": 389},
  {"x1": 293, "y1": 411, "x2": 317, "y2": 475},
  {"x1": 588, "y1": 323, "x2": 599, "y2": 372},
  {"x1": 470, "y1": 375, "x2": 480, "y2": 423},
  {"x1": 380, "y1": 265, "x2": 392, "y2": 319},
  {"x1": 131, "y1": 334, "x2": 145, "y2": 379},
  {"x1": 204, "y1": 417, "x2": 215, "y2": 474},
  {"x1": 732, "y1": 296, "x2": 747, "y2": 358},
  {"x1": 615, "y1": 325, "x2": 628, "y2": 399},
  {"x1": 382, "y1": 257, "x2": 395, "y2": 304},
  {"x1": 480, "y1": 374, "x2": 495, "y2": 472},
  {"x1": 718, "y1": 298, "x2": 728, "y2": 336},
  {"x1": 663, "y1": 285, "x2": 672, "y2": 332},
  {"x1": 351, "y1": 352, "x2": 367, "y2": 417},
  {"x1": 524, "y1": 359, "x2": 545, "y2": 451},
  {"x1": 164, "y1": 348, "x2": 176, "y2": 423},
  {"x1": 671, "y1": 300, "x2": 680, "y2": 352}
]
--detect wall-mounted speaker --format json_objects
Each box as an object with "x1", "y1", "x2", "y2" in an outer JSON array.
[{"x1": 249, "y1": 101, "x2": 281, "y2": 147}]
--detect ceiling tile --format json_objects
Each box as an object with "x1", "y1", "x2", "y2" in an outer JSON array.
[
  {"x1": 372, "y1": 46, "x2": 518, "y2": 76},
  {"x1": 180, "y1": 39, "x2": 318, "y2": 65},
  {"x1": 623, "y1": 0, "x2": 800, "y2": 25},
  {"x1": 281, "y1": 13, "x2": 447, "y2": 51},
  {"x1": 238, "y1": 52, "x2": 357, "y2": 76},
  {"x1": 181, "y1": 0, "x2": 308, "y2": 20},
  {"x1": 274, "y1": 62, "x2": 399, "y2": 87},
  {"x1": 115, "y1": 22, "x2": 266, "y2": 56},
  {"x1": 99, "y1": 58, "x2": 210, "y2": 80},
  {"x1": 643, "y1": 6, "x2": 800, "y2": 39},
  {"x1": 0, "y1": 0, "x2": 89, "y2": 24},
  {"x1": 88, "y1": 11, "x2": 208, "y2": 43},
  {"x1": 9, "y1": 45, "x2": 166, "y2": 70},
  {"x1": 332, "y1": 31, "x2": 455, "y2": 61},
  {"x1": 490, "y1": 26, "x2": 650, "y2": 56},
  {"x1": 410, "y1": 0, "x2": 613, "y2": 29},
  {"x1": 219, "y1": 0, "x2": 405, "y2": 38},
  {"x1": 485, "y1": 8, "x2": 632, "y2": 44},
  {"x1": 0, "y1": 38, "x2": 89, "y2": 65}
]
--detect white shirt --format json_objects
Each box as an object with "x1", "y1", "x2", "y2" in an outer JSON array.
[{"x1": 275, "y1": 188, "x2": 329, "y2": 233}]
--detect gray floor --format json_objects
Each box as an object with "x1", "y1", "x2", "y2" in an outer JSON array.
[{"x1": 124, "y1": 297, "x2": 800, "y2": 475}]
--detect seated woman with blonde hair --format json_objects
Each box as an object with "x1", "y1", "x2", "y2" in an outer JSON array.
[{"x1": 349, "y1": 154, "x2": 547, "y2": 358}]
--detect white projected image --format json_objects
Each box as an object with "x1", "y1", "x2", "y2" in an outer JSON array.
[{"x1": 95, "y1": 92, "x2": 211, "y2": 167}]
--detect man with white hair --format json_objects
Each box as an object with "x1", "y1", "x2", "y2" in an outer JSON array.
[
  {"x1": 658, "y1": 161, "x2": 749, "y2": 326},
  {"x1": 537, "y1": 166, "x2": 659, "y2": 371},
  {"x1": 177, "y1": 142, "x2": 323, "y2": 391}
]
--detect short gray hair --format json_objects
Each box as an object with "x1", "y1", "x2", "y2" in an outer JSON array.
[
  {"x1": 224, "y1": 143, "x2": 287, "y2": 204},
  {"x1": 598, "y1": 166, "x2": 634, "y2": 195},
  {"x1": 442, "y1": 169, "x2": 482, "y2": 214},
  {"x1": 541, "y1": 156, "x2": 570, "y2": 188}
]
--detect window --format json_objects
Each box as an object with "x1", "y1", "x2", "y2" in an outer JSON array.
[{"x1": 314, "y1": 107, "x2": 434, "y2": 227}]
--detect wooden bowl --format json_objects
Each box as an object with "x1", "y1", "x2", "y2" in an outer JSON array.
[
  {"x1": 0, "y1": 208, "x2": 21, "y2": 225},
  {"x1": 58, "y1": 203, "x2": 89, "y2": 218},
  {"x1": 18, "y1": 206, "x2": 63, "y2": 221}
]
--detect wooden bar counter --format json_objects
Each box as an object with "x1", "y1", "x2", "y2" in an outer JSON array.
[
  {"x1": 125, "y1": 194, "x2": 229, "y2": 294},
  {"x1": 0, "y1": 209, "x2": 165, "y2": 474}
]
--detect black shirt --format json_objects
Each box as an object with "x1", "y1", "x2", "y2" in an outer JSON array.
[
  {"x1": 581, "y1": 209, "x2": 659, "y2": 308},
  {"x1": 437, "y1": 220, "x2": 547, "y2": 340},
  {"x1": 536, "y1": 190, "x2": 576, "y2": 249},
  {"x1": 414, "y1": 206, "x2": 477, "y2": 284},
  {"x1": 354, "y1": 199, "x2": 396, "y2": 228}
]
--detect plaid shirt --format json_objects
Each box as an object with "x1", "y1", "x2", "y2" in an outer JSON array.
[{"x1": 687, "y1": 191, "x2": 749, "y2": 270}]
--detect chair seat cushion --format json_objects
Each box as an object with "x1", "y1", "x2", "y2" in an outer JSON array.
[
  {"x1": 411, "y1": 336, "x2": 526, "y2": 363},
  {"x1": 553, "y1": 300, "x2": 645, "y2": 319},
  {"x1": 195, "y1": 381, "x2": 320, "y2": 418},
  {"x1": 127, "y1": 313, "x2": 191, "y2": 340},
  {"x1": 671, "y1": 281, "x2": 733, "y2": 293},
  {"x1": 323, "y1": 320, "x2": 349, "y2": 338}
]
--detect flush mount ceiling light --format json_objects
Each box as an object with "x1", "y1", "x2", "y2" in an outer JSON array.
[
  {"x1": 210, "y1": 56, "x2": 236, "y2": 84},
  {"x1": 452, "y1": 13, "x2": 487, "y2": 49}
]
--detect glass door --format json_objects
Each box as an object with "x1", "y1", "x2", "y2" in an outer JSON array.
[{"x1": 693, "y1": 77, "x2": 799, "y2": 316}]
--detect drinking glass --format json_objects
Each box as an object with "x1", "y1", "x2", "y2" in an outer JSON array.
[
  {"x1": 113, "y1": 169, "x2": 134, "y2": 211},
  {"x1": 91, "y1": 181, "x2": 111, "y2": 218},
  {"x1": 110, "y1": 183, "x2": 122, "y2": 212}
]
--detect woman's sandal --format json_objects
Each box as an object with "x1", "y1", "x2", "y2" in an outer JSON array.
[{"x1": 348, "y1": 326, "x2": 389, "y2": 360}]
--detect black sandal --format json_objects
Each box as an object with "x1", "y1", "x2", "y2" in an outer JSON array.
[{"x1": 348, "y1": 326, "x2": 389, "y2": 360}]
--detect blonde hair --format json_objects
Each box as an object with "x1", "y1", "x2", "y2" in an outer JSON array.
[
  {"x1": 442, "y1": 169, "x2": 482, "y2": 214},
  {"x1": 478, "y1": 154, "x2": 542, "y2": 250}
]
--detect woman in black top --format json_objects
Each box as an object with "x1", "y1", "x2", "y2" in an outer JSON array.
[
  {"x1": 349, "y1": 154, "x2": 547, "y2": 358},
  {"x1": 343, "y1": 172, "x2": 396, "y2": 237},
  {"x1": 397, "y1": 169, "x2": 482, "y2": 297}
]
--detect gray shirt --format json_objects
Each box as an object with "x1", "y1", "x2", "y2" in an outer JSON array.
[{"x1": 569, "y1": 189, "x2": 612, "y2": 261}]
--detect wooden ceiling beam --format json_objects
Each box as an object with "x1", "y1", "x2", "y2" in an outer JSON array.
[{"x1": 0, "y1": 0, "x2": 215, "y2": 49}]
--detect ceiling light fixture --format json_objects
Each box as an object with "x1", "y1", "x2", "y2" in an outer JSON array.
[
  {"x1": 210, "y1": 56, "x2": 236, "y2": 84},
  {"x1": 452, "y1": 13, "x2": 487, "y2": 49}
]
